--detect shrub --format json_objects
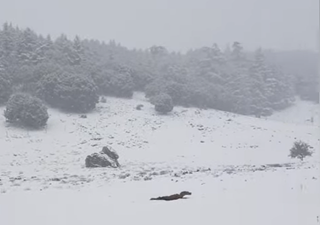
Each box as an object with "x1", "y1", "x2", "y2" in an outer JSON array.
[
  {"x1": 4, "y1": 93, "x2": 49, "y2": 128},
  {"x1": 36, "y1": 71, "x2": 99, "y2": 113},
  {"x1": 0, "y1": 70, "x2": 13, "y2": 105},
  {"x1": 151, "y1": 93, "x2": 174, "y2": 114},
  {"x1": 289, "y1": 141, "x2": 313, "y2": 161}
]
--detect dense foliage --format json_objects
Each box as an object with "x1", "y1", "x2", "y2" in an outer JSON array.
[
  {"x1": 265, "y1": 50, "x2": 318, "y2": 103},
  {"x1": 0, "y1": 70, "x2": 12, "y2": 105},
  {"x1": 36, "y1": 71, "x2": 99, "y2": 112},
  {"x1": 289, "y1": 141, "x2": 313, "y2": 161},
  {"x1": 0, "y1": 23, "x2": 317, "y2": 115},
  {"x1": 91, "y1": 65, "x2": 134, "y2": 98},
  {"x1": 151, "y1": 93, "x2": 174, "y2": 114},
  {"x1": 4, "y1": 92, "x2": 49, "y2": 128}
]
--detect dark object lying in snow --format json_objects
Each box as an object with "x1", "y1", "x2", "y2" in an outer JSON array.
[
  {"x1": 85, "y1": 146, "x2": 120, "y2": 168},
  {"x1": 85, "y1": 153, "x2": 112, "y2": 168},
  {"x1": 136, "y1": 104, "x2": 144, "y2": 110},
  {"x1": 150, "y1": 191, "x2": 192, "y2": 201}
]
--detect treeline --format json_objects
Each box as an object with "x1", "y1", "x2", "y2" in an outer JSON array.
[
  {"x1": 0, "y1": 23, "x2": 317, "y2": 116},
  {"x1": 265, "y1": 50, "x2": 318, "y2": 102}
]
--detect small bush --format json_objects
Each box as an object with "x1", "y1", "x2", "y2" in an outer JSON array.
[
  {"x1": 36, "y1": 71, "x2": 99, "y2": 113},
  {"x1": 289, "y1": 141, "x2": 313, "y2": 161},
  {"x1": 151, "y1": 93, "x2": 174, "y2": 114},
  {"x1": 4, "y1": 93, "x2": 49, "y2": 128},
  {"x1": 0, "y1": 71, "x2": 13, "y2": 105}
]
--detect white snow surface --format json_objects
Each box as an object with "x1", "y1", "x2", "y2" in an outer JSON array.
[{"x1": 0, "y1": 93, "x2": 319, "y2": 225}]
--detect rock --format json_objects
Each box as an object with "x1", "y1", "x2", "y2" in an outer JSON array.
[
  {"x1": 100, "y1": 96, "x2": 107, "y2": 103},
  {"x1": 100, "y1": 146, "x2": 120, "y2": 167},
  {"x1": 51, "y1": 178, "x2": 61, "y2": 181},
  {"x1": 119, "y1": 173, "x2": 130, "y2": 179},
  {"x1": 85, "y1": 153, "x2": 113, "y2": 168},
  {"x1": 85, "y1": 145, "x2": 120, "y2": 168},
  {"x1": 136, "y1": 104, "x2": 144, "y2": 110},
  {"x1": 144, "y1": 176, "x2": 152, "y2": 181},
  {"x1": 80, "y1": 115, "x2": 87, "y2": 118},
  {"x1": 160, "y1": 170, "x2": 168, "y2": 175}
]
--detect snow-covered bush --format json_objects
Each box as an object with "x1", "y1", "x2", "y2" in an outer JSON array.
[
  {"x1": 36, "y1": 71, "x2": 99, "y2": 113},
  {"x1": 151, "y1": 93, "x2": 174, "y2": 114},
  {"x1": 4, "y1": 93, "x2": 49, "y2": 128},
  {"x1": 289, "y1": 141, "x2": 313, "y2": 161},
  {"x1": 0, "y1": 71, "x2": 12, "y2": 105}
]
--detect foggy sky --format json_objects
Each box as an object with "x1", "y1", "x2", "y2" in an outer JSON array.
[{"x1": 0, "y1": 0, "x2": 318, "y2": 52}]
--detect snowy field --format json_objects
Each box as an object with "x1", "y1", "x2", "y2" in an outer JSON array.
[
  {"x1": 0, "y1": 93, "x2": 319, "y2": 225},
  {"x1": 265, "y1": 97, "x2": 319, "y2": 126}
]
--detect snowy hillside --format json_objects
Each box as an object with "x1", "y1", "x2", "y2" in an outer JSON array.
[
  {"x1": 265, "y1": 97, "x2": 319, "y2": 126},
  {"x1": 0, "y1": 93, "x2": 319, "y2": 225}
]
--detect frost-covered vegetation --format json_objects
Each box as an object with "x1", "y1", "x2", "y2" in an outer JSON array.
[
  {"x1": 150, "y1": 93, "x2": 174, "y2": 114},
  {"x1": 4, "y1": 92, "x2": 48, "y2": 128},
  {"x1": 0, "y1": 70, "x2": 12, "y2": 105},
  {"x1": 36, "y1": 70, "x2": 99, "y2": 113},
  {"x1": 0, "y1": 23, "x2": 318, "y2": 116},
  {"x1": 289, "y1": 140, "x2": 313, "y2": 161}
]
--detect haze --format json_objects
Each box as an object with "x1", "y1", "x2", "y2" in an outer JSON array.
[{"x1": 0, "y1": 0, "x2": 318, "y2": 52}]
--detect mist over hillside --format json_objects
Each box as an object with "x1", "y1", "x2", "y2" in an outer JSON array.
[
  {"x1": 0, "y1": 1, "x2": 319, "y2": 224},
  {"x1": 0, "y1": 23, "x2": 318, "y2": 119}
]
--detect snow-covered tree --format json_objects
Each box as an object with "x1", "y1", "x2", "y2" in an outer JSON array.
[
  {"x1": 248, "y1": 49, "x2": 271, "y2": 116},
  {"x1": 69, "y1": 35, "x2": 83, "y2": 66},
  {"x1": 17, "y1": 28, "x2": 43, "y2": 65}
]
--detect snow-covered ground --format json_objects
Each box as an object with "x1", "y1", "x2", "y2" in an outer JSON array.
[
  {"x1": 0, "y1": 93, "x2": 319, "y2": 225},
  {"x1": 265, "y1": 97, "x2": 319, "y2": 126}
]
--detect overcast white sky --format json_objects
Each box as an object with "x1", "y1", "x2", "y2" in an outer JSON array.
[{"x1": 0, "y1": 0, "x2": 318, "y2": 52}]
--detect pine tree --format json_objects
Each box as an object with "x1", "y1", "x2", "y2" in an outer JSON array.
[
  {"x1": 0, "y1": 23, "x2": 20, "y2": 79},
  {"x1": 0, "y1": 23, "x2": 17, "y2": 66},
  {"x1": 229, "y1": 42, "x2": 251, "y2": 114},
  {"x1": 17, "y1": 28, "x2": 42, "y2": 65},
  {"x1": 248, "y1": 49, "x2": 270, "y2": 116},
  {"x1": 54, "y1": 34, "x2": 73, "y2": 65},
  {"x1": 265, "y1": 65, "x2": 294, "y2": 110},
  {"x1": 231, "y1": 41, "x2": 244, "y2": 62},
  {"x1": 211, "y1": 43, "x2": 226, "y2": 64},
  {"x1": 69, "y1": 35, "x2": 83, "y2": 66},
  {"x1": 0, "y1": 23, "x2": 16, "y2": 58}
]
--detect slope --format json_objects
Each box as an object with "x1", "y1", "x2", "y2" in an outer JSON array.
[{"x1": 0, "y1": 93, "x2": 319, "y2": 225}]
